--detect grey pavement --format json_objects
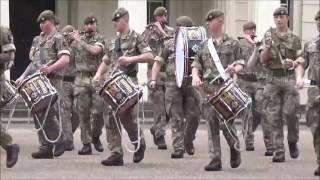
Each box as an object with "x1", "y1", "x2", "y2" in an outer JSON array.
[{"x1": 0, "y1": 123, "x2": 318, "y2": 180}]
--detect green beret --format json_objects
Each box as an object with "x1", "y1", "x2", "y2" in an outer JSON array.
[
  {"x1": 112, "y1": 7, "x2": 129, "y2": 21},
  {"x1": 315, "y1": 10, "x2": 320, "y2": 21},
  {"x1": 205, "y1": 9, "x2": 224, "y2": 21},
  {"x1": 37, "y1": 10, "x2": 55, "y2": 23},
  {"x1": 61, "y1": 25, "x2": 75, "y2": 34},
  {"x1": 84, "y1": 15, "x2": 97, "y2": 25},
  {"x1": 176, "y1": 16, "x2": 194, "y2": 27},
  {"x1": 153, "y1": 6, "x2": 167, "y2": 17},
  {"x1": 273, "y1": 7, "x2": 288, "y2": 16},
  {"x1": 243, "y1": 21, "x2": 256, "y2": 30}
]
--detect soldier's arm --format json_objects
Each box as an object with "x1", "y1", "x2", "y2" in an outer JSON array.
[
  {"x1": 131, "y1": 34, "x2": 154, "y2": 64},
  {"x1": 191, "y1": 45, "x2": 203, "y2": 87},
  {"x1": 246, "y1": 46, "x2": 259, "y2": 72},
  {"x1": 260, "y1": 32, "x2": 272, "y2": 63},
  {"x1": 151, "y1": 44, "x2": 169, "y2": 82},
  {"x1": 94, "y1": 53, "x2": 110, "y2": 82},
  {"x1": 0, "y1": 27, "x2": 16, "y2": 63}
]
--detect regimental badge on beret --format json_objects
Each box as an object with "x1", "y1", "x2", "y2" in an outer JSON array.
[{"x1": 273, "y1": 7, "x2": 288, "y2": 16}]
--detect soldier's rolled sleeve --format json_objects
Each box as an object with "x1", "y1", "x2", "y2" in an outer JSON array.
[
  {"x1": 102, "y1": 53, "x2": 111, "y2": 65},
  {"x1": 1, "y1": 43, "x2": 15, "y2": 52},
  {"x1": 155, "y1": 45, "x2": 169, "y2": 64},
  {"x1": 294, "y1": 38, "x2": 302, "y2": 59},
  {"x1": 1, "y1": 27, "x2": 16, "y2": 52},
  {"x1": 137, "y1": 34, "x2": 152, "y2": 54},
  {"x1": 233, "y1": 41, "x2": 245, "y2": 65},
  {"x1": 56, "y1": 36, "x2": 70, "y2": 58},
  {"x1": 94, "y1": 42, "x2": 105, "y2": 51}
]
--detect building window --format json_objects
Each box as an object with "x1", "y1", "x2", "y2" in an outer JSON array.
[
  {"x1": 280, "y1": 0, "x2": 292, "y2": 28},
  {"x1": 147, "y1": 0, "x2": 166, "y2": 24}
]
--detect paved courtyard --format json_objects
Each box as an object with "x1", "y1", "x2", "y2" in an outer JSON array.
[{"x1": 0, "y1": 123, "x2": 318, "y2": 180}]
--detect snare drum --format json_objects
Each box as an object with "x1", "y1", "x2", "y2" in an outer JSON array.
[
  {"x1": 99, "y1": 71, "x2": 142, "y2": 115},
  {"x1": 17, "y1": 73, "x2": 58, "y2": 112},
  {"x1": 0, "y1": 80, "x2": 19, "y2": 108},
  {"x1": 175, "y1": 26, "x2": 207, "y2": 87},
  {"x1": 206, "y1": 78, "x2": 251, "y2": 121}
]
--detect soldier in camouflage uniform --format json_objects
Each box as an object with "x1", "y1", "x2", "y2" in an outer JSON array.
[
  {"x1": 142, "y1": 6, "x2": 174, "y2": 150},
  {"x1": 260, "y1": 7, "x2": 301, "y2": 163},
  {"x1": 94, "y1": 7, "x2": 153, "y2": 166},
  {"x1": 192, "y1": 9, "x2": 244, "y2": 171},
  {"x1": 16, "y1": 10, "x2": 69, "y2": 159},
  {"x1": 150, "y1": 16, "x2": 201, "y2": 159},
  {"x1": 237, "y1": 21, "x2": 273, "y2": 154},
  {"x1": 0, "y1": 26, "x2": 20, "y2": 168},
  {"x1": 299, "y1": 10, "x2": 320, "y2": 176},
  {"x1": 60, "y1": 25, "x2": 80, "y2": 151},
  {"x1": 70, "y1": 15, "x2": 105, "y2": 155}
]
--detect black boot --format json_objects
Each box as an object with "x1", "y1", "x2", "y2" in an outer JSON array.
[
  {"x1": 101, "y1": 154, "x2": 124, "y2": 166},
  {"x1": 5, "y1": 144, "x2": 19, "y2": 168},
  {"x1": 133, "y1": 139, "x2": 146, "y2": 163},
  {"x1": 315, "y1": 166, "x2": 320, "y2": 176},
  {"x1": 31, "y1": 149, "x2": 53, "y2": 159},
  {"x1": 65, "y1": 142, "x2": 74, "y2": 151},
  {"x1": 53, "y1": 142, "x2": 65, "y2": 157},
  {"x1": 92, "y1": 136, "x2": 104, "y2": 152},
  {"x1": 171, "y1": 149, "x2": 184, "y2": 159},
  {"x1": 184, "y1": 142, "x2": 195, "y2": 155},
  {"x1": 230, "y1": 148, "x2": 241, "y2": 168},
  {"x1": 150, "y1": 128, "x2": 158, "y2": 145},
  {"x1": 288, "y1": 142, "x2": 299, "y2": 159},
  {"x1": 204, "y1": 158, "x2": 222, "y2": 171},
  {"x1": 272, "y1": 151, "x2": 285, "y2": 163},
  {"x1": 264, "y1": 149, "x2": 274, "y2": 156},
  {"x1": 156, "y1": 136, "x2": 167, "y2": 150},
  {"x1": 246, "y1": 143, "x2": 255, "y2": 151},
  {"x1": 78, "y1": 143, "x2": 92, "y2": 155}
]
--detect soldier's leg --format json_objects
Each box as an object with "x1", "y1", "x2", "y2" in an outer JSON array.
[
  {"x1": 283, "y1": 79, "x2": 300, "y2": 159},
  {"x1": 306, "y1": 87, "x2": 320, "y2": 174},
  {"x1": 183, "y1": 87, "x2": 201, "y2": 155},
  {"x1": 165, "y1": 86, "x2": 185, "y2": 158},
  {"x1": 203, "y1": 103, "x2": 222, "y2": 171},
  {"x1": 75, "y1": 86, "x2": 93, "y2": 155},
  {"x1": 263, "y1": 82, "x2": 285, "y2": 162},
  {"x1": 71, "y1": 83, "x2": 80, "y2": 133},
  {"x1": 149, "y1": 84, "x2": 167, "y2": 147},
  {"x1": 0, "y1": 123, "x2": 19, "y2": 168},
  {"x1": 0, "y1": 123, "x2": 12, "y2": 148},
  {"x1": 60, "y1": 81, "x2": 74, "y2": 149},
  {"x1": 91, "y1": 89, "x2": 105, "y2": 152}
]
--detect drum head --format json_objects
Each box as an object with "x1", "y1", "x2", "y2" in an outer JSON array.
[{"x1": 175, "y1": 28, "x2": 186, "y2": 88}]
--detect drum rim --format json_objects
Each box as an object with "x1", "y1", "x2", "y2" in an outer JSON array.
[{"x1": 17, "y1": 72, "x2": 44, "y2": 90}]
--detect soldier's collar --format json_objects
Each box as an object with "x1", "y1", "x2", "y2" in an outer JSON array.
[
  {"x1": 41, "y1": 29, "x2": 57, "y2": 39},
  {"x1": 120, "y1": 28, "x2": 132, "y2": 39}
]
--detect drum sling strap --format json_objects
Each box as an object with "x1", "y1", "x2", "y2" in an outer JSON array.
[{"x1": 207, "y1": 38, "x2": 250, "y2": 151}]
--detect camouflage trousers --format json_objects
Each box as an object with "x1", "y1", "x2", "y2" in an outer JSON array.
[
  {"x1": 0, "y1": 123, "x2": 12, "y2": 148},
  {"x1": 306, "y1": 87, "x2": 320, "y2": 166},
  {"x1": 104, "y1": 77, "x2": 145, "y2": 156},
  {"x1": 262, "y1": 73, "x2": 299, "y2": 154},
  {"x1": 60, "y1": 80, "x2": 80, "y2": 145},
  {"x1": 75, "y1": 80, "x2": 104, "y2": 145},
  {"x1": 34, "y1": 77, "x2": 65, "y2": 151},
  {"x1": 238, "y1": 78, "x2": 272, "y2": 150},
  {"x1": 165, "y1": 84, "x2": 201, "y2": 151},
  {"x1": 148, "y1": 71, "x2": 168, "y2": 138}
]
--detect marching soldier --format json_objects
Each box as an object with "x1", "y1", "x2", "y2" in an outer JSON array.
[
  {"x1": 142, "y1": 6, "x2": 174, "y2": 150},
  {"x1": 299, "y1": 10, "x2": 320, "y2": 176},
  {"x1": 16, "y1": 10, "x2": 69, "y2": 159},
  {"x1": 0, "y1": 26, "x2": 20, "y2": 168},
  {"x1": 94, "y1": 7, "x2": 153, "y2": 166},
  {"x1": 70, "y1": 15, "x2": 105, "y2": 155},
  {"x1": 260, "y1": 7, "x2": 301, "y2": 163},
  {"x1": 60, "y1": 25, "x2": 80, "y2": 151},
  {"x1": 150, "y1": 16, "x2": 201, "y2": 158},
  {"x1": 191, "y1": 9, "x2": 244, "y2": 171},
  {"x1": 237, "y1": 21, "x2": 273, "y2": 154}
]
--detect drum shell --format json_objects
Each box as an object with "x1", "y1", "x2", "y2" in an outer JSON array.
[
  {"x1": 17, "y1": 73, "x2": 58, "y2": 113},
  {"x1": 206, "y1": 79, "x2": 250, "y2": 121},
  {"x1": 99, "y1": 72, "x2": 142, "y2": 115}
]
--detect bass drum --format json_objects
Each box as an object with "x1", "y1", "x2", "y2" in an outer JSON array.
[{"x1": 175, "y1": 26, "x2": 207, "y2": 87}]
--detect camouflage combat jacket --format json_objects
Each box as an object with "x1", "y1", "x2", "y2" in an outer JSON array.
[
  {"x1": 28, "y1": 30, "x2": 70, "y2": 76},
  {"x1": 0, "y1": 26, "x2": 16, "y2": 78},
  {"x1": 302, "y1": 35, "x2": 320, "y2": 81},
  {"x1": 103, "y1": 29, "x2": 152, "y2": 78},
  {"x1": 262, "y1": 28, "x2": 301, "y2": 70}
]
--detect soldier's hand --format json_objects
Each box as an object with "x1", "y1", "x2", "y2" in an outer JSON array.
[
  {"x1": 149, "y1": 80, "x2": 157, "y2": 89},
  {"x1": 70, "y1": 31, "x2": 80, "y2": 42},
  {"x1": 93, "y1": 74, "x2": 101, "y2": 82},
  {"x1": 264, "y1": 36, "x2": 272, "y2": 49},
  {"x1": 226, "y1": 64, "x2": 236, "y2": 76},
  {"x1": 118, "y1": 56, "x2": 132, "y2": 66},
  {"x1": 15, "y1": 76, "x2": 25, "y2": 85},
  {"x1": 40, "y1": 65, "x2": 52, "y2": 74},
  {"x1": 192, "y1": 76, "x2": 202, "y2": 87},
  {"x1": 284, "y1": 58, "x2": 295, "y2": 70}
]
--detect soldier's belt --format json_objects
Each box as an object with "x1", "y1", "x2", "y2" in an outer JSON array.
[
  {"x1": 267, "y1": 69, "x2": 294, "y2": 77},
  {"x1": 237, "y1": 73, "x2": 258, "y2": 82},
  {"x1": 47, "y1": 74, "x2": 75, "y2": 82},
  {"x1": 76, "y1": 71, "x2": 96, "y2": 77}
]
